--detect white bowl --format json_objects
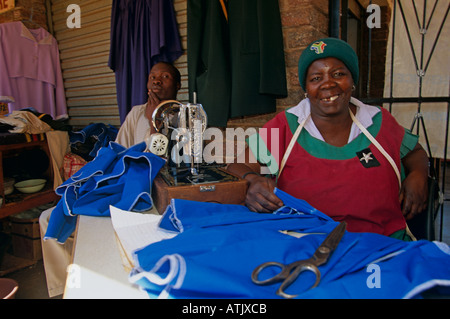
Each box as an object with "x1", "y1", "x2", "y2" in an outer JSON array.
[{"x1": 14, "y1": 179, "x2": 46, "y2": 194}]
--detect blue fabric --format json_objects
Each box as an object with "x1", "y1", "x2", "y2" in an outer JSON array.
[
  {"x1": 69, "y1": 123, "x2": 119, "y2": 161},
  {"x1": 129, "y1": 189, "x2": 450, "y2": 299},
  {"x1": 45, "y1": 142, "x2": 165, "y2": 243}
]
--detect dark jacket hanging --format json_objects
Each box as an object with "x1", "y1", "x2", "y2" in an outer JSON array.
[
  {"x1": 187, "y1": 0, "x2": 231, "y2": 127},
  {"x1": 187, "y1": 0, "x2": 287, "y2": 127}
]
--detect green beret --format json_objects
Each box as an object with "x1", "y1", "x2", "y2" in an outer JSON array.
[{"x1": 298, "y1": 37, "x2": 359, "y2": 91}]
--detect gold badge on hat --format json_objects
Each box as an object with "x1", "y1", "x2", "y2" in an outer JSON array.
[{"x1": 310, "y1": 41, "x2": 327, "y2": 54}]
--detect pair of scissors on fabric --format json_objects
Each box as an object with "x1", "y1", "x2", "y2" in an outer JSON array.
[{"x1": 251, "y1": 221, "x2": 347, "y2": 299}]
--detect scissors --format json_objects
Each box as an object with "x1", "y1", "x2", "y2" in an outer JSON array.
[{"x1": 251, "y1": 221, "x2": 347, "y2": 299}]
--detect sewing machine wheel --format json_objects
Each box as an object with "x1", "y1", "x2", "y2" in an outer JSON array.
[
  {"x1": 152, "y1": 100, "x2": 182, "y2": 132},
  {"x1": 145, "y1": 133, "x2": 169, "y2": 156}
]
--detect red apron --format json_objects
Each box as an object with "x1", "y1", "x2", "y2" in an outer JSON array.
[{"x1": 263, "y1": 108, "x2": 407, "y2": 236}]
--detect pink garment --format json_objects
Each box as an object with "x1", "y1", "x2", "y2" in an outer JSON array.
[{"x1": 0, "y1": 22, "x2": 68, "y2": 119}]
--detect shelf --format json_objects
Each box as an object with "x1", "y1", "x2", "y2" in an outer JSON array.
[
  {"x1": 0, "y1": 137, "x2": 60, "y2": 220},
  {"x1": 0, "y1": 140, "x2": 48, "y2": 152},
  {"x1": 0, "y1": 186, "x2": 60, "y2": 219}
]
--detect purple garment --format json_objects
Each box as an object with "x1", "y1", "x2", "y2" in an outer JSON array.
[
  {"x1": 108, "y1": 0, "x2": 183, "y2": 123},
  {"x1": 0, "y1": 22, "x2": 68, "y2": 120}
]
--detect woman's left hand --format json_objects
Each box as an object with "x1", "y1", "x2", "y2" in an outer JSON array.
[{"x1": 399, "y1": 170, "x2": 428, "y2": 220}]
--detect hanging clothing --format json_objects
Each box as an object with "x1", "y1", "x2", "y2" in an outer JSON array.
[
  {"x1": 227, "y1": 0, "x2": 288, "y2": 118},
  {"x1": 187, "y1": 0, "x2": 287, "y2": 127},
  {"x1": 0, "y1": 22, "x2": 68, "y2": 120},
  {"x1": 187, "y1": 0, "x2": 231, "y2": 127},
  {"x1": 44, "y1": 141, "x2": 166, "y2": 243},
  {"x1": 247, "y1": 98, "x2": 419, "y2": 236},
  {"x1": 108, "y1": 0, "x2": 183, "y2": 123},
  {"x1": 129, "y1": 188, "x2": 450, "y2": 299}
]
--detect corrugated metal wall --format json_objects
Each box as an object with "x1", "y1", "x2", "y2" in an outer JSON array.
[
  {"x1": 50, "y1": 0, "x2": 188, "y2": 129},
  {"x1": 173, "y1": 0, "x2": 189, "y2": 103}
]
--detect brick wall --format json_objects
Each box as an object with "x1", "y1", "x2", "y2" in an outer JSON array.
[
  {"x1": 0, "y1": 0, "x2": 48, "y2": 30},
  {"x1": 359, "y1": 5, "x2": 391, "y2": 99}
]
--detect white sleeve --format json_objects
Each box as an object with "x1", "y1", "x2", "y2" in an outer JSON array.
[{"x1": 115, "y1": 105, "x2": 142, "y2": 148}]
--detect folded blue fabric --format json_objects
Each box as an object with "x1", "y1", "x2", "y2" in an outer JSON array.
[
  {"x1": 158, "y1": 188, "x2": 333, "y2": 233},
  {"x1": 45, "y1": 142, "x2": 165, "y2": 243},
  {"x1": 69, "y1": 123, "x2": 118, "y2": 160},
  {"x1": 130, "y1": 189, "x2": 450, "y2": 299}
]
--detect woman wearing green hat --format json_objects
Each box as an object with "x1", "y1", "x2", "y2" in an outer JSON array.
[{"x1": 227, "y1": 37, "x2": 429, "y2": 240}]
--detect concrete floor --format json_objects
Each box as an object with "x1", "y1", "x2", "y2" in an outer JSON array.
[{"x1": 1, "y1": 164, "x2": 450, "y2": 299}]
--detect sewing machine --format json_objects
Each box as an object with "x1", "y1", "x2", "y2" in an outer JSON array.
[{"x1": 146, "y1": 100, "x2": 247, "y2": 213}]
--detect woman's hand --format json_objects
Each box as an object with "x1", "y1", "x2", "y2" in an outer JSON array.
[
  {"x1": 400, "y1": 143, "x2": 429, "y2": 220},
  {"x1": 399, "y1": 170, "x2": 428, "y2": 220},
  {"x1": 227, "y1": 159, "x2": 283, "y2": 213},
  {"x1": 244, "y1": 174, "x2": 284, "y2": 213}
]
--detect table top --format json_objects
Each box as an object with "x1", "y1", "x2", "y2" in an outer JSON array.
[{"x1": 63, "y1": 215, "x2": 148, "y2": 299}]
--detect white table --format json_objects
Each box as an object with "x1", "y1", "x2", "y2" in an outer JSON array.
[{"x1": 63, "y1": 215, "x2": 148, "y2": 299}]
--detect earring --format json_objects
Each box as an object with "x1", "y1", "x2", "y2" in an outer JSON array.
[
  {"x1": 352, "y1": 85, "x2": 356, "y2": 91},
  {"x1": 304, "y1": 92, "x2": 308, "y2": 99}
]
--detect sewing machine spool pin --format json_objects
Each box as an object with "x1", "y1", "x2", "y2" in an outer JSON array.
[{"x1": 151, "y1": 99, "x2": 207, "y2": 178}]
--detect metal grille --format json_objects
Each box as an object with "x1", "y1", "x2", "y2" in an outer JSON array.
[{"x1": 363, "y1": 0, "x2": 449, "y2": 241}]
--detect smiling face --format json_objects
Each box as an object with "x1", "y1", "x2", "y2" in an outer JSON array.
[
  {"x1": 305, "y1": 57, "x2": 354, "y2": 118},
  {"x1": 147, "y1": 62, "x2": 181, "y2": 101}
]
